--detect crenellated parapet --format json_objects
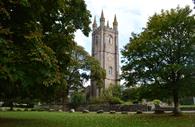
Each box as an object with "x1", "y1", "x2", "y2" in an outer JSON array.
[{"x1": 92, "y1": 10, "x2": 118, "y2": 32}]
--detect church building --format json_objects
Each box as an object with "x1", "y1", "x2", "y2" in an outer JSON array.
[{"x1": 91, "y1": 11, "x2": 119, "y2": 96}]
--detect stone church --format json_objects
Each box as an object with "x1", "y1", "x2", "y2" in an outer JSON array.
[{"x1": 90, "y1": 11, "x2": 119, "y2": 96}]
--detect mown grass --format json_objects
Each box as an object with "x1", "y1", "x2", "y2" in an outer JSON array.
[
  {"x1": 0, "y1": 111, "x2": 195, "y2": 127},
  {"x1": 181, "y1": 105, "x2": 195, "y2": 108}
]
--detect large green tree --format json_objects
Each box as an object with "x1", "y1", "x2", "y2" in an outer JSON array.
[
  {"x1": 0, "y1": 0, "x2": 92, "y2": 109},
  {"x1": 121, "y1": 6, "x2": 195, "y2": 114}
]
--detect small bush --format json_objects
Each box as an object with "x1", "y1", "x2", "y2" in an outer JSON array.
[
  {"x1": 108, "y1": 97, "x2": 123, "y2": 105},
  {"x1": 16, "y1": 109, "x2": 22, "y2": 111},
  {"x1": 122, "y1": 101, "x2": 133, "y2": 105},
  {"x1": 70, "y1": 92, "x2": 86, "y2": 108},
  {"x1": 153, "y1": 99, "x2": 161, "y2": 105},
  {"x1": 90, "y1": 97, "x2": 107, "y2": 104}
]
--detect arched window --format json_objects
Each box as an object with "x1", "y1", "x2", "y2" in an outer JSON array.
[{"x1": 108, "y1": 66, "x2": 112, "y2": 75}]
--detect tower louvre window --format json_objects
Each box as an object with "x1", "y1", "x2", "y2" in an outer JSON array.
[
  {"x1": 96, "y1": 36, "x2": 98, "y2": 44},
  {"x1": 109, "y1": 35, "x2": 113, "y2": 44},
  {"x1": 109, "y1": 66, "x2": 113, "y2": 75}
]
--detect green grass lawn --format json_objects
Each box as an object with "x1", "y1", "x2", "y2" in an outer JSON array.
[
  {"x1": 181, "y1": 105, "x2": 195, "y2": 108},
  {"x1": 0, "y1": 111, "x2": 195, "y2": 127}
]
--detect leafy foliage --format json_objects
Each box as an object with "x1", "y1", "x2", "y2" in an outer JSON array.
[
  {"x1": 70, "y1": 92, "x2": 86, "y2": 108},
  {"x1": 90, "y1": 85, "x2": 123, "y2": 105},
  {"x1": 0, "y1": 0, "x2": 105, "y2": 109},
  {"x1": 121, "y1": 6, "x2": 195, "y2": 114},
  {"x1": 152, "y1": 99, "x2": 161, "y2": 105}
]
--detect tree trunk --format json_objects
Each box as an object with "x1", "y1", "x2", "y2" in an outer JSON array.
[
  {"x1": 10, "y1": 105, "x2": 13, "y2": 111},
  {"x1": 173, "y1": 89, "x2": 181, "y2": 115},
  {"x1": 62, "y1": 93, "x2": 68, "y2": 111},
  {"x1": 9, "y1": 101, "x2": 13, "y2": 111},
  {"x1": 62, "y1": 87, "x2": 69, "y2": 111}
]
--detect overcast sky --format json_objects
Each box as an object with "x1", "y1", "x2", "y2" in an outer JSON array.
[{"x1": 75, "y1": 0, "x2": 194, "y2": 56}]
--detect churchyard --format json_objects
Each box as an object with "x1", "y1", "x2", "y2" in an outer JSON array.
[{"x1": 1, "y1": 0, "x2": 195, "y2": 127}]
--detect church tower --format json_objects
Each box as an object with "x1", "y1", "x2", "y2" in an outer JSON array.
[{"x1": 91, "y1": 11, "x2": 119, "y2": 96}]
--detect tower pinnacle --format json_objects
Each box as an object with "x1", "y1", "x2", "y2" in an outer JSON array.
[
  {"x1": 93, "y1": 16, "x2": 97, "y2": 30},
  {"x1": 113, "y1": 14, "x2": 118, "y2": 25},
  {"x1": 113, "y1": 14, "x2": 118, "y2": 30},
  {"x1": 100, "y1": 10, "x2": 105, "y2": 27},
  {"x1": 101, "y1": 10, "x2": 105, "y2": 19}
]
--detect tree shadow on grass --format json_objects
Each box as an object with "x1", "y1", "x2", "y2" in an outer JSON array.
[{"x1": 0, "y1": 118, "x2": 45, "y2": 127}]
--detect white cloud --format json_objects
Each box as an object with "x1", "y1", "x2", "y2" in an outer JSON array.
[{"x1": 75, "y1": 0, "x2": 194, "y2": 55}]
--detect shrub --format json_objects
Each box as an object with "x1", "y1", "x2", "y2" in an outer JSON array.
[
  {"x1": 107, "y1": 85, "x2": 122, "y2": 98},
  {"x1": 70, "y1": 92, "x2": 86, "y2": 108},
  {"x1": 16, "y1": 108, "x2": 22, "y2": 111},
  {"x1": 153, "y1": 99, "x2": 161, "y2": 105},
  {"x1": 108, "y1": 97, "x2": 123, "y2": 105},
  {"x1": 153, "y1": 99, "x2": 161, "y2": 110},
  {"x1": 90, "y1": 97, "x2": 107, "y2": 104},
  {"x1": 121, "y1": 87, "x2": 140, "y2": 101},
  {"x1": 122, "y1": 101, "x2": 133, "y2": 105}
]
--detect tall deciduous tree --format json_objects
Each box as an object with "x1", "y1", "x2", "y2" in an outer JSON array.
[
  {"x1": 121, "y1": 6, "x2": 195, "y2": 115},
  {"x1": 57, "y1": 44, "x2": 105, "y2": 109},
  {"x1": 0, "y1": 0, "x2": 92, "y2": 109}
]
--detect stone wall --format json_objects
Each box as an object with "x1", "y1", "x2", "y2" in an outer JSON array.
[
  {"x1": 77, "y1": 104, "x2": 150, "y2": 112},
  {"x1": 160, "y1": 107, "x2": 195, "y2": 111}
]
